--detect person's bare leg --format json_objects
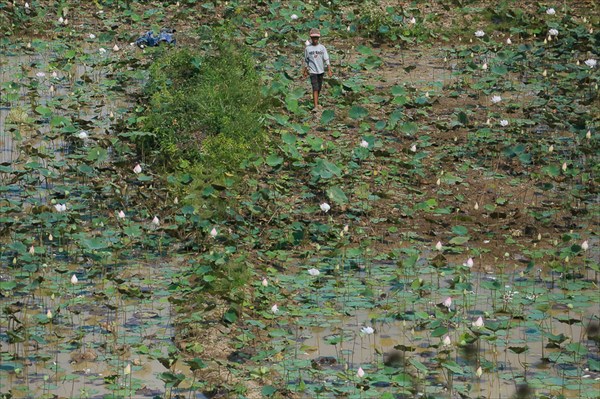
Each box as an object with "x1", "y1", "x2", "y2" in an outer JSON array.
[{"x1": 313, "y1": 90, "x2": 319, "y2": 108}]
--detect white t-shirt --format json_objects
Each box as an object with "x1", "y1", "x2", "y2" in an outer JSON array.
[{"x1": 304, "y1": 43, "x2": 330, "y2": 74}]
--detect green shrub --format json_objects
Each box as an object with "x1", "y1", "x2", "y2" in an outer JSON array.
[{"x1": 140, "y1": 40, "x2": 266, "y2": 172}]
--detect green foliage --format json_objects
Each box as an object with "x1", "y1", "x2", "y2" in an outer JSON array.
[{"x1": 140, "y1": 40, "x2": 266, "y2": 172}]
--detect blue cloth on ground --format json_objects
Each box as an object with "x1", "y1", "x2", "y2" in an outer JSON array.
[{"x1": 135, "y1": 29, "x2": 176, "y2": 47}]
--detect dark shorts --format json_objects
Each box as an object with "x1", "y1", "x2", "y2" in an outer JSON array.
[{"x1": 310, "y1": 73, "x2": 324, "y2": 92}]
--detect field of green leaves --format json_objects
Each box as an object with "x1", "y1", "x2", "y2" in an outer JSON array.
[{"x1": 1, "y1": 1, "x2": 598, "y2": 398}]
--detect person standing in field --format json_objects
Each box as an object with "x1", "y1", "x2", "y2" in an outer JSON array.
[{"x1": 303, "y1": 28, "x2": 332, "y2": 111}]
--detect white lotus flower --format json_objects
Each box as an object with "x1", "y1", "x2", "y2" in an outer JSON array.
[
  {"x1": 500, "y1": 120, "x2": 509, "y2": 127},
  {"x1": 546, "y1": 8, "x2": 556, "y2": 15},
  {"x1": 491, "y1": 95, "x2": 502, "y2": 104},
  {"x1": 89, "y1": 33, "x2": 96, "y2": 39},
  {"x1": 58, "y1": 16, "x2": 64, "y2": 24},
  {"x1": 29, "y1": 245, "x2": 35, "y2": 255},
  {"x1": 476, "y1": 366, "x2": 483, "y2": 377},
  {"x1": 152, "y1": 216, "x2": 160, "y2": 226},
  {"x1": 586, "y1": 130, "x2": 591, "y2": 139},
  {"x1": 48, "y1": 234, "x2": 53, "y2": 241},
  {"x1": 71, "y1": 274, "x2": 78, "y2": 284},
  {"x1": 435, "y1": 241, "x2": 443, "y2": 251},
  {"x1": 464, "y1": 257, "x2": 474, "y2": 268},
  {"x1": 99, "y1": 48, "x2": 107, "y2": 53},
  {"x1": 307, "y1": 268, "x2": 320, "y2": 276},
  {"x1": 442, "y1": 335, "x2": 452, "y2": 346},
  {"x1": 36, "y1": 72, "x2": 46, "y2": 77},
  {"x1": 117, "y1": 210, "x2": 125, "y2": 219},
  {"x1": 290, "y1": 14, "x2": 298, "y2": 20},
  {"x1": 562, "y1": 162, "x2": 567, "y2": 171},
  {"x1": 133, "y1": 164, "x2": 142, "y2": 174},
  {"x1": 210, "y1": 227, "x2": 218, "y2": 237},
  {"x1": 271, "y1": 304, "x2": 279, "y2": 313},
  {"x1": 442, "y1": 297, "x2": 452, "y2": 308},
  {"x1": 77, "y1": 130, "x2": 88, "y2": 139},
  {"x1": 320, "y1": 203, "x2": 330, "y2": 213},
  {"x1": 113, "y1": 44, "x2": 120, "y2": 52},
  {"x1": 46, "y1": 309, "x2": 53, "y2": 319},
  {"x1": 506, "y1": 37, "x2": 512, "y2": 44},
  {"x1": 409, "y1": 17, "x2": 416, "y2": 24},
  {"x1": 481, "y1": 62, "x2": 488, "y2": 70},
  {"x1": 474, "y1": 202, "x2": 479, "y2": 210},
  {"x1": 410, "y1": 144, "x2": 417, "y2": 152},
  {"x1": 548, "y1": 28, "x2": 558, "y2": 36},
  {"x1": 584, "y1": 59, "x2": 597, "y2": 68},
  {"x1": 474, "y1": 30, "x2": 485, "y2": 37},
  {"x1": 361, "y1": 326, "x2": 374, "y2": 335},
  {"x1": 581, "y1": 240, "x2": 589, "y2": 251},
  {"x1": 261, "y1": 278, "x2": 268, "y2": 287},
  {"x1": 360, "y1": 139, "x2": 369, "y2": 148},
  {"x1": 472, "y1": 316, "x2": 484, "y2": 328},
  {"x1": 54, "y1": 204, "x2": 67, "y2": 212},
  {"x1": 357, "y1": 367, "x2": 365, "y2": 378}
]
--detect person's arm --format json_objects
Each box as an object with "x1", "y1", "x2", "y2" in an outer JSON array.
[
  {"x1": 302, "y1": 47, "x2": 309, "y2": 78},
  {"x1": 324, "y1": 46, "x2": 332, "y2": 76}
]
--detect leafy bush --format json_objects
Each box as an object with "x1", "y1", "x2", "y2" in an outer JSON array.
[{"x1": 140, "y1": 40, "x2": 266, "y2": 172}]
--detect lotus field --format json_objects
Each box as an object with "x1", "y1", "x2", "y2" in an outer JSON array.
[{"x1": 0, "y1": 1, "x2": 598, "y2": 398}]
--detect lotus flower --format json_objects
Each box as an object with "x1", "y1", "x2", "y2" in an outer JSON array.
[
  {"x1": 481, "y1": 63, "x2": 488, "y2": 70},
  {"x1": 113, "y1": 44, "x2": 120, "y2": 51},
  {"x1": 409, "y1": 17, "x2": 416, "y2": 24},
  {"x1": 152, "y1": 216, "x2": 160, "y2": 226},
  {"x1": 586, "y1": 130, "x2": 591, "y2": 139},
  {"x1": 548, "y1": 145, "x2": 554, "y2": 153},
  {"x1": 548, "y1": 28, "x2": 558, "y2": 36},
  {"x1": 500, "y1": 119, "x2": 509, "y2": 127},
  {"x1": 442, "y1": 297, "x2": 452, "y2": 308},
  {"x1": 48, "y1": 234, "x2": 53, "y2": 241},
  {"x1": 464, "y1": 258, "x2": 474, "y2": 268},
  {"x1": 210, "y1": 227, "x2": 218, "y2": 238},
  {"x1": 491, "y1": 95, "x2": 502, "y2": 104},
  {"x1": 476, "y1": 366, "x2": 483, "y2": 377},
  {"x1": 58, "y1": 16, "x2": 64, "y2": 24},
  {"x1": 77, "y1": 130, "x2": 89, "y2": 139},
  {"x1": 36, "y1": 72, "x2": 46, "y2": 77},
  {"x1": 117, "y1": 210, "x2": 125, "y2": 219},
  {"x1": 357, "y1": 367, "x2": 365, "y2": 378},
  {"x1": 124, "y1": 363, "x2": 131, "y2": 375},
  {"x1": 546, "y1": 8, "x2": 556, "y2": 15},
  {"x1": 290, "y1": 14, "x2": 298, "y2": 20},
  {"x1": 361, "y1": 326, "x2": 374, "y2": 335},
  {"x1": 474, "y1": 202, "x2": 479, "y2": 210},
  {"x1": 261, "y1": 278, "x2": 268, "y2": 287},
  {"x1": 343, "y1": 225, "x2": 349, "y2": 233},
  {"x1": 29, "y1": 245, "x2": 35, "y2": 255},
  {"x1": 506, "y1": 37, "x2": 512, "y2": 44},
  {"x1": 133, "y1": 164, "x2": 142, "y2": 174},
  {"x1": 71, "y1": 274, "x2": 78, "y2": 284},
  {"x1": 47, "y1": 309, "x2": 53, "y2": 319},
  {"x1": 308, "y1": 268, "x2": 320, "y2": 276},
  {"x1": 562, "y1": 162, "x2": 567, "y2": 172},
  {"x1": 410, "y1": 144, "x2": 417, "y2": 152},
  {"x1": 320, "y1": 203, "x2": 331, "y2": 213},
  {"x1": 271, "y1": 304, "x2": 279, "y2": 313},
  {"x1": 360, "y1": 139, "x2": 369, "y2": 148},
  {"x1": 442, "y1": 335, "x2": 452, "y2": 346},
  {"x1": 435, "y1": 241, "x2": 443, "y2": 251},
  {"x1": 582, "y1": 240, "x2": 589, "y2": 251},
  {"x1": 472, "y1": 316, "x2": 484, "y2": 328},
  {"x1": 584, "y1": 59, "x2": 597, "y2": 68},
  {"x1": 99, "y1": 48, "x2": 107, "y2": 53},
  {"x1": 89, "y1": 33, "x2": 96, "y2": 39},
  {"x1": 54, "y1": 204, "x2": 67, "y2": 212},
  {"x1": 474, "y1": 30, "x2": 485, "y2": 37}
]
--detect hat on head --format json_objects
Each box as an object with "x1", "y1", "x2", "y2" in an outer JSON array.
[{"x1": 309, "y1": 28, "x2": 321, "y2": 37}]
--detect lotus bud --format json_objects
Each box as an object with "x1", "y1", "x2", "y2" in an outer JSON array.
[
  {"x1": 71, "y1": 274, "x2": 78, "y2": 284},
  {"x1": 343, "y1": 225, "x2": 349, "y2": 233},
  {"x1": 320, "y1": 203, "x2": 331, "y2": 213},
  {"x1": 473, "y1": 317, "x2": 484, "y2": 328},
  {"x1": 29, "y1": 245, "x2": 35, "y2": 255},
  {"x1": 264, "y1": 32, "x2": 268, "y2": 38},
  {"x1": 548, "y1": 144, "x2": 554, "y2": 153},
  {"x1": 442, "y1": 335, "x2": 452, "y2": 346},
  {"x1": 544, "y1": 38, "x2": 547, "y2": 44},
  {"x1": 443, "y1": 57, "x2": 447, "y2": 62},
  {"x1": 537, "y1": 233, "x2": 541, "y2": 241},
  {"x1": 109, "y1": 111, "x2": 114, "y2": 118},
  {"x1": 124, "y1": 363, "x2": 131, "y2": 375},
  {"x1": 49, "y1": 234, "x2": 53, "y2": 241},
  {"x1": 133, "y1": 164, "x2": 142, "y2": 174},
  {"x1": 271, "y1": 304, "x2": 278, "y2": 313},
  {"x1": 565, "y1": 256, "x2": 569, "y2": 263},
  {"x1": 464, "y1": 258, "x2": 474, "y2": 268},
  {"x1": 117, "y1": 211, "x2": 125, "y2": 219},
  {"x1": 586, "y1": 130, "x2": 591, "y2": 139},
  {"x1": 151, "y1": 216, "x2": 160, "y2": 226},
  {"x1": 506, "y1": 37, "x2": 512, "y2": 44},
  {"x1": 261, "y1": 278, "x2": 268, "y2": 287},
  {"x1": 476, "y1": 366, "x2": 483, "y2": 377},
  {"x1": 210, "y1": 227, "x2": 217, "y2": 237},
  {"x1": 436, "y1": 178, "x2": 441, "y2": 186},
  {"x1": 443, "y1": 297, "x2": 452, "y2": 308},
  {"x1": 113, "y1": 44, "x2": 119, "y2": 52},
  {"x1": 582, "y1": 240, "x2": 589, "y2": 251},
  {"x1": 482, "y1": 63, "x2": 488, "y2": 70},
  {"x1": 542, "y1": 69, "x2": 547, "y2": 77},
  {"x1": 174, "y1": 197, "x2": 179, "y2": 204},
  {"x1": 436, "y1": 241, "x2": 443, "y2": 251},
  {"x1": 357, "y1": 367, "x2": 365, "y2": 378},
  {"x1": 410, "y1": 144, "x2": 417, "y2": 152},
  {"x1": 562, "y1": 162, "x2": 567, "y2": 171},
  {"x1": 474, "y1": 202, "x2": 479, "y2": 210},
  {"x1": 47, "y1": 309, "x2": 53, "y2": 319}
]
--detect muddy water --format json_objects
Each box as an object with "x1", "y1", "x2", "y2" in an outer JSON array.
[{"x1": 290, "y1": 269, "x2": 600, "y2": 398}]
